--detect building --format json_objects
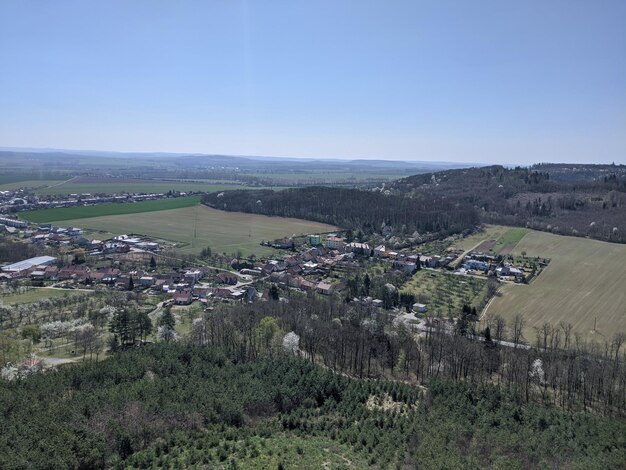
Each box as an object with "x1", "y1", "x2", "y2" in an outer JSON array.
[
  {"x1": 0, "y1": 217, "x2": 28, "y2": 229},
  {"x1": 325, "y1": 236, "x2": 345, "y2": 250},
  {"x1": 307, "y1": 234, "x2": 322, "y2": 245},
  {"x1": 173, "y1": 290, "x2": 193, "y2": 305},
  {"x1": 1, "y1": 256, "x2": 57, "y2": 273},
  {"x1": 465, "y1": 259, "x2": 489, "y2": 271},
  {"x1": 346, "y1": 242, "x2": 371, "y2": 254},
  {"x1": 413, "y1": 303, "x2": 428, "y2": 313}
]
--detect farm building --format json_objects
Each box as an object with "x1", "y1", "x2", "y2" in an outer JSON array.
[
  {"x1": 1, "y1": 256, "x2": 57, "y2": 273},
  {"x1": 0, "y1": 217, "x2": 28, "y2": 229}
]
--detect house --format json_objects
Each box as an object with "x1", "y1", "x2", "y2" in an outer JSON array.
[
  {"x1": 325, "y1": 236, "x2": 345, "y2": 250},
  {"x1": 316, "y1": 281, "x2": 333, "y2": 295},
  {"x1": 374, "y1": 245, "x2": 386, "y2": 257},
  {"x1": 173, "y1": 290, "x2": 193, "y2": 305},
  {"x1": 244, "y1": 286, "x2": 258, "y2": 303},
  {"x1": 139, "y1": 276, "x2": 155, "y2": 287},
  {"x1": 307, "y1": 234, "x2": 321, "y2": 245},
  {"x1": 216, "y1": 272, "x2": 238, "y2": 285},
  {"x1": 465, "y1": 259, "x2": 489, "y2": 271},
  {"x1": 393, "y1": 260, "x2": 418, "y2": 274},
  {"x1": 413, "y1": 303, "x2": 428, "y2": 313},
  {"x1": 346, "y1": 242, "x2": 371, "y2": 254},
  {"x1": 273, "y1": 238, "x2": 294, "y2": 250},
  {"x1": 419, "y1": 255, "x2": 441, "y2": 268},
  {"x1": 184, "y1": 269, "x2": 203, "y2": 283}
]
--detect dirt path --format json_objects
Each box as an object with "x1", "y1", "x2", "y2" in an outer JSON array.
[{"x1": 44, "y1": 176, "x2": 79, "y2": 189}]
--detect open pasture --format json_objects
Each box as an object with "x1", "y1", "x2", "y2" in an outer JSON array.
[
  {"x1": 49, "y1": 204, "x2": 338, "y2": 257},
  {"x1": 484, "y1": 230, "x2": 626, "y2": 341}
]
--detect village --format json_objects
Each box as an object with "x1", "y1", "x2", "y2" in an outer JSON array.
[{"x1": 1, "y1": 213, "x2": 548, "y2": 317}]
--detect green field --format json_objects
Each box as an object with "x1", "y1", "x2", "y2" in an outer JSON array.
[
  {"x1": 0, "y1": 179, "x2": 65, "y2": 191},
  {"x1": 50, "y1": 204, "x2": 338, "y2": 257},
  {"x1": 491, "y1": 227, "x2": 529, "y2": 254},
  {"x1": 401, "y1": 270, "x2": 487, "y2": 316},
  {"x1": 34, "y1": 181, "x2": 246, "y2": 196},
  {"x1": 484, "y1": 230, "x2": 626, "y2": 341},
  {"x1": 20, "y1": 196, "x2": 202, "y2": 223},
  {"x1": 455, "y1": 225, "x2": 528, "y2": 254},
  {"x1": 0, "y1": 288, "x2": 76, "y2": 305}
]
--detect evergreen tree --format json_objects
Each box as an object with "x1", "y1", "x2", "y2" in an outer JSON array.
[
  {"x1": 128, "y1": 276, "x2": 134, "y2": 291},
  {"x1": 159, "y1": 308, "x2": 176, "y2": 331},
  {"x1": 269, "y1": 285, "x2": 280, "y2": 301},
  {"x1": 150, "y1": 256, "x2": 157, "y2": 269}
]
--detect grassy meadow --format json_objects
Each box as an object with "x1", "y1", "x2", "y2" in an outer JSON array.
[
  {"x1": 20, "y1": 196, "x2": 202, "y2": 223},
  {"x1": 484, "y1": 230, "x2": 626, "y2": 341},
  {"x1": 50, "y1": 204, "x2": 337, "y2": 257},
  {"x1": 0, "y1": 288, "x2": 77, "y2": 305}
]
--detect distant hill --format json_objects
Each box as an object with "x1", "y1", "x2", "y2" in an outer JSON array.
[{"x1": 389, "y1": 164, "x2": 626, "y2": 243}]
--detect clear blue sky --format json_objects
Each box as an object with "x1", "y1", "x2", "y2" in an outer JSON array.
[{"x1": 1, "y1": 1, "x2": 625, "y2": 164}]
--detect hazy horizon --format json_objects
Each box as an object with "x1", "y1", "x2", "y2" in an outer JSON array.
[{"x1": 1, "y1": 1, "x2": 625, "y2": 165}]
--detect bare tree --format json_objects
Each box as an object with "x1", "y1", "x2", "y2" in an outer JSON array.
[{"x1": 512, "y1": 314, "x2": 525, "y2": 347}]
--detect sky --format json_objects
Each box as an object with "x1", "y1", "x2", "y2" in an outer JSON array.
[{"x1": 1, "y1": 1, "x2": 625, "y2": 164}]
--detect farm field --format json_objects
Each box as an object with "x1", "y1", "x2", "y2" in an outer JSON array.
[
  {"x1": 50, "y1": 204, "x2": 338, "y2": 257},
  {"x1": 0, "y1": 179, "x2": 65, "y2": 191},
  {"x1": 455, "y1": 225, "x2": 528, "y2": 254},
  {"x1": 401, "y1": 270, "x2": 487, "y2": 317},
  {"x1": 0, "y1": 288, "x2": 76, "y2": 305},
  {"x1": 484, "y1": 230, "x2": 626, "y2": 341},
  {"x1": 20, "y1": 196, "x2": 202, "y2": 223},
  {"x1": 34, "y1": 179, "x2": 246, "y2": 196}
]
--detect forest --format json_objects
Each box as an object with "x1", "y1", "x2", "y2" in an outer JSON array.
[
  {"x1": 3, "y1": 293, "x2": 625, "y2": 468},
  {"x1": 201, "y1": 164, "x2": 626, "y2": 243},
  {"x1": 2, "y1": 342, "x2": 625, "y2": 469},
  {"x1": 202, "y1": 187, "x2": 480, "y2": 238},
  {"x1": 390, "y1": 165, "x2": 626, "y2": 243}
]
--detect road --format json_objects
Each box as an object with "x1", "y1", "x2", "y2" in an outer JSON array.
[{"x1": 396, "y1": 312, "x2": 531, "y2": 350}]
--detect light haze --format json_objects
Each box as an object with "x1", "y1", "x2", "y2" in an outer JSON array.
[{"x1": 1, "y1": 1, "x2": 625, "y2": 164}]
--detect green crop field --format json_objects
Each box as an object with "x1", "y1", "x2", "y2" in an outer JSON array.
[
  {"x1": 484, "y1": 230, "x2": 626, "y2": 341},
  {"x1": 34, "y1": 181, "x2": 246, "y2": 196},
  {"x1": 401, "y1": 270, "x2": 487, "y2": 316},
  {"x1": 20, "y1": 196, "x2": 202, "y2": 223},
  {"x1": 49, "y1": 204, "x2": 338, "y2": 257}
]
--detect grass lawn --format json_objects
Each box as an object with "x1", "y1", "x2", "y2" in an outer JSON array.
[
  {"x1": 401, "y1": 270, "x2": 487, "y2": 317},
  {"x1": 20, "y1": 196, "x2": 202, "y2": 223},
  {"x1": 0, "y1": 288, "x2": 77, "y2": 305},
  {"x1": 48, "y1": 204, "x2": 338, "y2": 257},
  {"x1": 484, "y1": 230, "x2": 626, "y2": 341}
]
